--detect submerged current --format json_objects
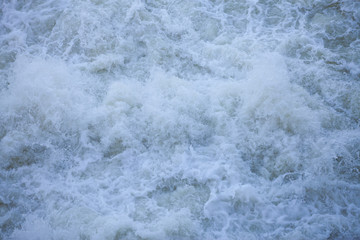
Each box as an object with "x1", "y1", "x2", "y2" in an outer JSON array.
[{"x1": 1, "y1": 0, "x2": 360, "y2": 239}]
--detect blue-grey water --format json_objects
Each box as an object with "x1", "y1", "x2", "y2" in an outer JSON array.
[{"x1": 1, "y1": 0, "x2": 360, "y2": 239}]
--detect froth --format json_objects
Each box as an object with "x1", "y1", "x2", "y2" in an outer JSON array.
[{"x1": 1, "y1": 0, "x2": 360, "y2": 239}]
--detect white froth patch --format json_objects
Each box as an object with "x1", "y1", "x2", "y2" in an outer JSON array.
[
  {"x1": 241, "y1": 53, "x2": 321, "y2": 135},
  {"x1": 11, "y1": 209, "x2": 134, "y2": 240},
  {"x1": 0, "y1": 56, "x2": 95, "y2": 169},
  {"x1": 1, "y1": 56, "x2": 92, "y2": 132},
  {"x1": 97, "y1": 69, "x2": 212, "y2": 156}
]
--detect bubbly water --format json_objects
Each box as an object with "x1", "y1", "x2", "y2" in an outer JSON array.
[{"x1": 1, "y1": 0, "x2": 360, "y2": 239}]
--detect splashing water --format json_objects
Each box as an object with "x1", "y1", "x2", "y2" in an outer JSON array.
[{"x1": 1, "y1": 0, "x2": 360, "y2": 239}]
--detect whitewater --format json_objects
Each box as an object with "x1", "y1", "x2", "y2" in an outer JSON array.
[{"x1": 0, "y1": 0, "x2": 360, "y2": 239}]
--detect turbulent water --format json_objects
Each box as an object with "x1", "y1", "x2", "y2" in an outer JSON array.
[{"x1": 0, "y1": 0, "x2": 360, "y2": 239}]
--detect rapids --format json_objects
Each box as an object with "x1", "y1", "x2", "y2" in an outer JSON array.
[{"x1": 0, "y1": 0, "x2": 360, "y2": 239}]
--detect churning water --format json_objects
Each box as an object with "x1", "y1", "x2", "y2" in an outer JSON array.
[{"x1": 0, "y1": 0, "x2": 360, "y2": 239}]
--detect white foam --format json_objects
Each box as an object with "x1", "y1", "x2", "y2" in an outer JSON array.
[{"x1": 1, "y1": 0, "x2": 360, "y2": 239}]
